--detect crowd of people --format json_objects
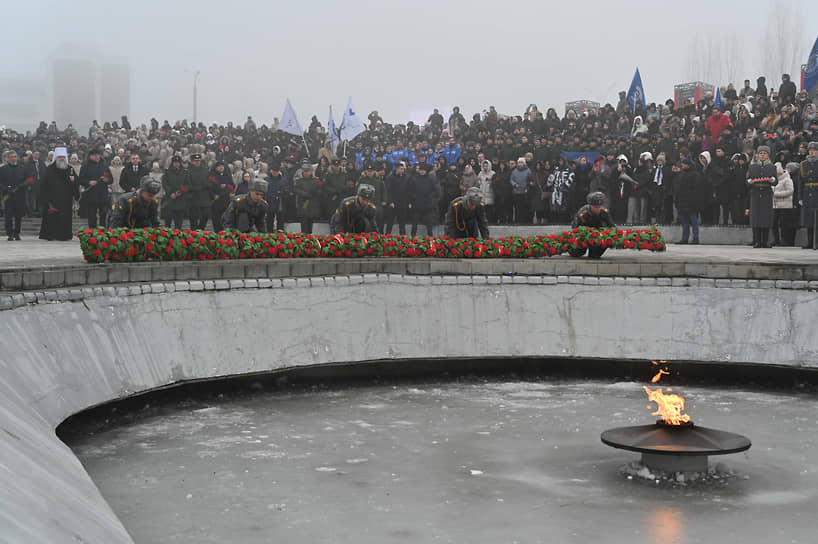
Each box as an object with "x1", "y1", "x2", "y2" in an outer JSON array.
[{"x1": 2, "y1": 71, "x2": 818, "y2": 248}]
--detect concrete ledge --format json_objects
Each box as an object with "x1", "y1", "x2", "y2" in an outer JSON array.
[
  {"x1": 2, "y1": 270, "x2": 818, "y2": 542},
  {"x1": 2, "y1": 254, "x2": 818, "y2": 291}
]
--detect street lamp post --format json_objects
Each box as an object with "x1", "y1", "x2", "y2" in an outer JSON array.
[{"x1": 185, "y1": 69, "x2": 200, "y2": 125}]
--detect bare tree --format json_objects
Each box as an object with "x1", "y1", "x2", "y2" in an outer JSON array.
[
  {"x1": 685, "y1": 32, "x2": 744, "y2": 86},
  {"x1": 759, "y1": 0, "x2": 810, "y2": 82}
]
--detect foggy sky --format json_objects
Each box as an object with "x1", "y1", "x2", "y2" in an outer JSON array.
[{"x1": 3, "y1": 0, "x2": 817, "y2": 129}]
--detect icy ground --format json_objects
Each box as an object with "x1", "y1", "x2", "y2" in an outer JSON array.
[{"x1": 67, "y1": 380, "x2": 818, "y2": 544}]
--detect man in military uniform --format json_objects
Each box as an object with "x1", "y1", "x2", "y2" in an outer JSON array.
[
  {"x1": 799, "y1": 141, "x2": 818, "y2": 249},
  {"x1": 569, "y1": 191, "x2": 616, "y2": 259},
  {"x1": 108, "y1": 176, "x2": 161, "y2": 229},
  {"x1": 358, "y1": 163, "x2": 387, "y2": 233},
  {"x1": 330, "y1": 184, "x2": 377, "y2": 235},
  {"x1": 747, "y1": 145, "x2": 778, "y2": 248},
  {"x1": 162, "y1": 155, "x2": 188, "y2": 229},
  {"x1": 444, "y1": 187, "x2": 490, "y2": 239},
  {"x1": 185, "y1": 153, "x2": 211, "y2": 230},
  {"x1": 293, "y1": 162, "x2": 322, "y2": 234},
  {"x1": 222, "y1": 178, "x2": 269, "y2": 233}
]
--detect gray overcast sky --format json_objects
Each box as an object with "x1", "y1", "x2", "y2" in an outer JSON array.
[{"x1": 3, "y1": 0, "x2": 817, "y2": 128}]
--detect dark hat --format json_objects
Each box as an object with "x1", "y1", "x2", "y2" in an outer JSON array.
[
  {"x1": 190, "y1": 153, "x2": 202, "y2": 160},
  {"x1": 331, "y1": 159, "x2": 340, "y2": 165},
  {"x1": 365, "y1": 163, "x2": 374, "y2": 171},
  {"x1": 416, "y1": 162, "x2": 430, "y2": 172},
  {"x1": 215, "y1": 160, "x2": 225, "y2": 167},
  {"x1": 587, "y1": 191, "x2": 605, "y2": 206},
  {"x1": 269, "y1": 160, "x2": 281, "y2": 170},
  {"x1": 284, "y1": 154, "x2": 297, "y2": 163},
  {"x1": 681, "y1": 157, "x2": 693, "y2": 165},
  {"x1": 139, "y1": 176, "x2": 161, "y2": 195},
  {"x1": 88, "y1": 147, "x2": 101, "y2": 156},
  {"x1": 171, "y1": 155, "x2": 182, "y2": 162}
]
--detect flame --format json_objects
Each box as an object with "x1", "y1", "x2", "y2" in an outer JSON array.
[
  {"x1": 650, "y1": 369, "x2": 670, "y2": 383},
  {"x1": 643, "y1": 386, "x2": 691, "y2": 425}
]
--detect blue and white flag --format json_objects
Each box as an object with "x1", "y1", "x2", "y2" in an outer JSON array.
[
  {"x1": 279, "y1": 98, "x2": 303, "y2": 136},
  {"x1": 714, "y1": 87, "x2": 722, "y2": 109},
  {"x1": 327, "y1": 106, "x2": 339, "y2": 155},
  {"x1": 340, "y1": 97, "x2": 366, "y2": 141},
  {"x1": 804, "y1": 35, "x2": 818, "y2": 97},
  {"x1": 626, "y1": 68, "x2": 646, "y2": 112}
]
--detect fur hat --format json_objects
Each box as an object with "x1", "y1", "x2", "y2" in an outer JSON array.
[{"x1": 756, "y1": 145, "x2": 771, "y2": 154}]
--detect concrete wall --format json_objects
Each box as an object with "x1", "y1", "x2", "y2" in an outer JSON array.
[{"x1": 1, "y1": 275, "x2": 817, "y2": 542}]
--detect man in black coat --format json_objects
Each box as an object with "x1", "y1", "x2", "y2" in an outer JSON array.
[
  {"x1": 673, "y1": 158, "x2": 707, "y2": 244},
  {"x1": 208, "y1": 161, "x2": 234, "y2": 232},
  {"x1": 39, "y1": 148, "x2": 79, "y2": 241},
  {"x1": 119, "y1": 153, "x2": 148, "y2": 193},
  {"x1": 384, "y1": 162, "x2": 411, "y2": 235},
  {"x1": 108, "y1": 177, "x2": 161, "y2": 229},
  {"x1": 410, "y1": 162, "x2": 439, "y2": 237},
  {"x1": 445, "y1": 187, "x2": 489, "y2": 239},
  {"x1": 79, "y1": 148, "x2": 113, "y2": 228},
  {"x1": 0, "y1": 150, "x2": 29, "y2": 240},
  {"x1": 778, "y1": 74, "x2": 797, "y2": 105}
]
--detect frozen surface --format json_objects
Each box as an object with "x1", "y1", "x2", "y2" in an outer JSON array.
[{"x1": 67, "y1": 380, "x2": 818, "y2": 544}]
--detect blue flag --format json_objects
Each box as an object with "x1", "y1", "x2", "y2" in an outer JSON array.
[
  {"x1": 626, "y1": 68, "x2": 646, "y2": 112},
  {"x1": 327, "y1": 106, "x2": 339, "y2": 156},
  {"x1": 804, "y1": 35, "x2": 818, "y2": 97},
  {"x1": 714, "y1": 87, "x2": 722, "y2": 109}
]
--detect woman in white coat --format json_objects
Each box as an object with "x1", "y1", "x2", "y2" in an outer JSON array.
[{"x1": 771, "y1": 162, "x2": 794, "y2": 246}]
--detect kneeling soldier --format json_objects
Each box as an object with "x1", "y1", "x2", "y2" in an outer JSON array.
[
  {"x1": 570, "y1": 191, "x2": 616, "y2": 259},
  {"x1": 330, "y1": 183, "x2": 377, "y2": 234},
  {"x1": 108, "y1": 176, "x2": 161, "y2": 229},
  {"x1": 445, "y1": 187, "x2": 490, "y2": 239},
  {"x1": 222, "y1": 178, "x2": 270, "y2": 233}
]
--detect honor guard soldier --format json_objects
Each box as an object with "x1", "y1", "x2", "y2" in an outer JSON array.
[
  {"x1": 569, "y1": 191, "x2": 616, "y2": 258},
  {"x1": 444, "y1": 187, "x2": 490, "y2": 239},
  {"x1": 330, "y1": 183, "x2": 377, "y2": 234},
  {"x1": 222, "y1": 178, "x2": 270, "y2": 233},
  {"x1": 108, "y1": 176, "x2": 161, "y2": 229},
  {"x1": 799, "y1": 141, "x2": 818, "y2": 249}
]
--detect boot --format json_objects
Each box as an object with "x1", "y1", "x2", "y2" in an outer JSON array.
[
  {"x1": 760, "y1": 229, "x2": 770, "y2": 248},
  {"x1": 752, "y1": 228, "x2": 761, "y2": 248},
  {"x1": 802, "y1": 228, "x2": 814, "y2": 249},
  {"x1": 771, "y1": 229, "x2": 780, "y2": 247}
]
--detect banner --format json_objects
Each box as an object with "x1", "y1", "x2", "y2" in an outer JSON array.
[
  {"x1": 279, "y1": 98, "x2": 303, "y2": 136},
  {"x1": 626, "y1": 68, "x2": 646, "y2": 112},
  {"x1": 327, "y1": 106, "x2": 339, "y2": 155},
  {"x1": 340, "y1": 97, "x2": 366, "y2": 141},
  {"x1": 805, "y1": 36, "x2": 818, "y2": 97}
]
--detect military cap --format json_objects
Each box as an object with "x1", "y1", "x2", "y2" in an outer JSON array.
[
  {"x1": 587, "y1": 192, "x2": 605, "y2": 206},
  {"x1": 808, "y1": 141, "x2": 818, "y2": 151},
  {"x1": 171, "y1": 154, "x2": 182, "y2": 162},
  {"x1": 139, "y1": 176, "x2": 161, "y2": 195},
  {"x1": 190, "y1": 153, "x2": 202, "y2": 160},
  {"x1": 250, "y1": 178, "x2": 268, "y2": 193},
  {"x1": 464, "y1": 187, "x2": 483, "y2": 205},
  {"x1": 301, "y1": 162, "x2": 314, "y2": 171},
  {"x1": 357, "y1": 183, "x2": 375, "y2": 199},
  {"x1": 331, "y1": 159, "x2": 341, "y2": 165},
  {"x1": 365, "y1": 163, "x2": 374, "y2": 171}
]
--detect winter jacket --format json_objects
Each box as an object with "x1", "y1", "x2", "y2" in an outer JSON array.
[
  {"x1": 773, "y1": 165, "x2": 794, "y2": 209},
  {"x1": 509, "y1": 166, "x2": 531, "y2": 195}
]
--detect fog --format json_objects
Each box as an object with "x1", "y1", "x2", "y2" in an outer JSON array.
[{"x1": 2, "y1": 0, "x2": 816, "y2": 130}]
